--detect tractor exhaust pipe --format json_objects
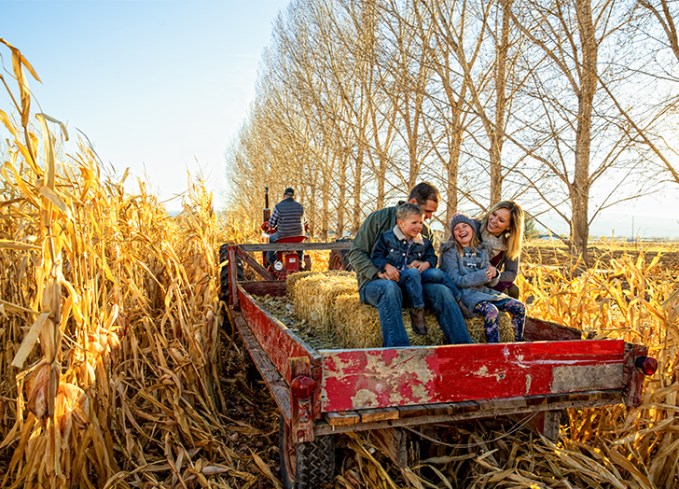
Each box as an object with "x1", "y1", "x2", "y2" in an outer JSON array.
[{"x1": 263, "y1": 186, "x2": 271, "y2": 223}]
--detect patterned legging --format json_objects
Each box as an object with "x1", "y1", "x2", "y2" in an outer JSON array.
[{"x1": 473, "y1": 299, "x2": 526, "y2": 343}]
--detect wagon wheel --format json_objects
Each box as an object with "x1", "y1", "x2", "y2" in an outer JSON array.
[
  {"x1": 328, "y1": 250, "x2": 343, "y2": 271},
  {"x1": 279, "y1": 416, "x2": 335, "y2": 489}
]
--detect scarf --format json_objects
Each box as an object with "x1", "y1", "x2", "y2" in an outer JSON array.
[{"x1": 480, "y1": 227, "x2": 507, "y2": 259}]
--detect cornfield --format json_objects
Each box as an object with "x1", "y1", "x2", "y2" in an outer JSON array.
[{"x1": 2, "y1": 40, "x2": 678, "y2": 488}]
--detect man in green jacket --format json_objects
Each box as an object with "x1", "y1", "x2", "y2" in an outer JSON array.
[{"x1": 348, "y1": 182, "x2": 473, "y2": 347}]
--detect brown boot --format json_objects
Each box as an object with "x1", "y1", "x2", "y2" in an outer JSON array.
[
  {"x1": 458, "y1": 300, "x2": 474, "y2": 319},
  {"x1": 410, "y1": 308, "x2": 427, "y2": 335}
]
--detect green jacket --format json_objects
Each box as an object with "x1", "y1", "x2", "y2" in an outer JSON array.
[{"x1": 348, "y1": 205, "x2": 437, "y2": 291}]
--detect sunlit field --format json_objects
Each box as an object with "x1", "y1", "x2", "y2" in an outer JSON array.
[{"x1": 2, "y1": 42, "x2": 678, "y2": 488}]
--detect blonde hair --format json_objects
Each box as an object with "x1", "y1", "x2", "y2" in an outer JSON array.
[{"x1": 480, "y1": 200, "x2": 524, "y2": 259}]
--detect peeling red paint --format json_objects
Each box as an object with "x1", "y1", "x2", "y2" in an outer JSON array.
[
  {"x1": 320, "y1": 340, "x2": 626, "y2": 412},
  {"x1": 234, "y1": 276, "x2": 631, "y2": 416}
]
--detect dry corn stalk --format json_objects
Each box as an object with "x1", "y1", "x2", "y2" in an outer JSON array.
[{"x1": 0, "y1": 41, "x2": 250, "y2": 488}]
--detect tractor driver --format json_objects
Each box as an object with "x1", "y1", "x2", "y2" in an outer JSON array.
[
  {"x1": 347, "y1": 182, "x2": 473, "y2": 348},
  {"x1": 266, "y1": 187, "x2": 308, "y2": 265}
]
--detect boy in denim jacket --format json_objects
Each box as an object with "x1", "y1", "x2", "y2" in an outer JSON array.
[{"x1": 371, "y1": 203, "x2": 463, "y2": 334}]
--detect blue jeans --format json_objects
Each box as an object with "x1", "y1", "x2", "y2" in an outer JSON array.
[
  {"x1": 359, "y1": 278, "x2": 472, "y2": 347},
  {"x1": 266, "y1": 232, "x2": 282, "y2": 266},
  {"x1": 421, "y1": 267, "x2": 461, "y2": 302},
  {"x1": 398, "y1": 268, "x2": 461, "y2": 308}
]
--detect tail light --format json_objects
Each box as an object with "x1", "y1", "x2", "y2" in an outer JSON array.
[
  {"x1": 635, "y1": 356, "x2": 657, "y2": 376},
  {"x1": 291, "y1": 375, "x2": 315, "y2": 399}
]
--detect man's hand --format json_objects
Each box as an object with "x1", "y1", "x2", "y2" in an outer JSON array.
[
  {"x1": 408, "y1": 260, "x2": 430, "y2": 272},
  {"x1": 379, "y1": 263, "x2": 400, "y2": 281}
]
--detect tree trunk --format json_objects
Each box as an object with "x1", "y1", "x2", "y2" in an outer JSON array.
[
  {"x1": 571, "y1": 0, "x2": 598, "y2": 263},
  {"x1": 489, "y1": 0, "x2": 512, "y2": 206}
]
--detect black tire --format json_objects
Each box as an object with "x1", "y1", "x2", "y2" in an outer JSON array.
[
  {"x1": 328, "y1": 251, "x2": 343, "y2": 271},
  {"x1": 302, "y1": 254, "x2": 312, "y2": 271},
  {"x1": 219, "y1": 244, "x2": 230, "y2": 304},
  {"x1": 279, "y1": 416, "x2": 335, "y2": 489}
]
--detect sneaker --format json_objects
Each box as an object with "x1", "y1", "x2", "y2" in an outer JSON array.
[{"x1": 410, "y1": 307, "x2": 427, "y2": 335}]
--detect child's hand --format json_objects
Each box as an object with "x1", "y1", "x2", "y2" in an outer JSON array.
[
  {"x1": 409, "y1": 260, "x2": 430, "y2": 272},
  {"x1": 486, "y1": 265, "x2": 498, "y2": 281},
  {"x1": 381, "y1": 263, "x2": 400, "y2": 281}
]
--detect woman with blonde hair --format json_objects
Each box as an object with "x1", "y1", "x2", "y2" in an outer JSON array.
[{"x1": 476, "y1": 201, "x2": 525, "y2": 299}]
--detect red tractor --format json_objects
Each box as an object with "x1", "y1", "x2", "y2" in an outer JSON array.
[{"x1": 261, "y1": 187, "x2": 311, "y2": 279}]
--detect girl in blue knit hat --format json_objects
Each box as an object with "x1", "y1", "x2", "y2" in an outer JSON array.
[{"x1": 439, "y1": 213, "x2": 525, "y2": 342}]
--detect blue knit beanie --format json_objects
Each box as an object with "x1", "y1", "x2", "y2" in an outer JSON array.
[{"x1": 449, "y1": 213, "x2": 476, "y2": 234}]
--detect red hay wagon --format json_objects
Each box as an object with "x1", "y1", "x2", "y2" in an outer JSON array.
[{"x1": 219, "y1": 242, "x2": 657, "y2": 489}]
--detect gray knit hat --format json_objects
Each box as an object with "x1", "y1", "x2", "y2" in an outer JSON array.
[{"x1": 449, "y1": 212, "x2": 476, "y2": 234}]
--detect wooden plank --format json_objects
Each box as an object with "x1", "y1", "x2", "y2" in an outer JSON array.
[
  {"x1": 514, "y1": 410, "x2": 562, "y2": 442},
  {"x1": 240, "y1": 281, "x2": 286, "y2": 297},
  {"x1": 233, "y1": 313, "x2": 291, "y2": 419},
  {"x1": 227, "y1": 247, "x2": 239, "y2": 308},
  {"x1": 395, "y1": 404, "x2": 429, "y2": 419},
  {"x1": 325, "y1": 411, "x2": 361, "y2": 427},
  {"x1": 315, "y1": 390, "x2": 621, "y2": 436},
  {"x1": 524, "y1": 317, "x2": 585, "y2": 341},
  {"x1": 541, "y1": 411, "x2": 561, "y2": 441},
  {"x1": 426, "y1": 401, "x2": 480, "y2": 417},
  {"x1": 359, "y1": 407, "x2": 400, "y2": 424},
  {"x1": 239, "y1": 241, "x2": 352, "y2": 252},
  {"x1": 320, "y1": 340, "x2": 626, "y2": 412},
  {"x1": 236, "y1": 248, "x2": 275, "y2": 280}
]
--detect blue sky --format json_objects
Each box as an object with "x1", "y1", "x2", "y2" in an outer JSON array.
[{"x1": 2, "y1": 0, "x2": 289, "y2": 211}]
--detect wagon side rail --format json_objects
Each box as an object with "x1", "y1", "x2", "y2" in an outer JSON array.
[
  {"x1": 316, "y1": 339, "x2": 652, "y2": 436},
  {"x1": 225, "y1": 242, "x2": 351, "y2": 306}
]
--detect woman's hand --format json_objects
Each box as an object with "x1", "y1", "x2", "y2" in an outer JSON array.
[{"x1": 486, "y1": 265, "x2": 498, "y2": 281}]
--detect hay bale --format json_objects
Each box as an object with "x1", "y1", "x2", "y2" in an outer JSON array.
[
  {"x1": 286, "y1": 271, "x2": 323, "y2": 304},
  {"x1": 287, "y1": 271, "x2": 516, "y2": 348},
  {"x1": 287, "y1": 271, "x2": 357, "y2": 330},
  {"x1": 332, "y1": 293, "x2": 382, "y2": 348},
  {"x1": 330, "y1": 292, "x2": 514, "y2": 348},
  {"x1": 330, "y1": 293, "x2": 446, "y2": 348}
]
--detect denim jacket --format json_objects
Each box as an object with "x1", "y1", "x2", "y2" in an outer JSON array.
[
  {"x1": 348, "y1": 205, "x2": 438, "y2": 291},
  {"x1": 439, "y1": 244, "x2": 507, "y2": 309},
  {"x1": 371, "y1": 225, "x2": 438, "y2": 272}
]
